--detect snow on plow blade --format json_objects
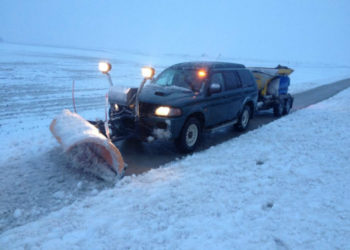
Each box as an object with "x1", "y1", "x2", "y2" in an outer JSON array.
[{"x1": 50, "y1": 109, "x2": 124, "y2": 182}]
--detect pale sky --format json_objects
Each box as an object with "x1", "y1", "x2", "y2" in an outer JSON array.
[{"x1": 1, "y1": 0, "x2": 349, "y2": 64}]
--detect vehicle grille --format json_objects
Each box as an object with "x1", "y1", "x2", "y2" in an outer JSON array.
[
  {"x1": 109, "y1": 104, "x2": 133, "y2": 118},
  {"x1": 139, "y1": 102, "x2": 156, "y2": 118}
]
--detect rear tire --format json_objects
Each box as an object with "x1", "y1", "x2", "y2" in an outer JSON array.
[
  {"x1": 175, "y1": 118, "x2": 201, "y2": 153},
  {"x1": 273, "y1": 99, "x2": 283, "y2": 117},
  {"x1": 235, "y1": 105, "x2": 251, "y2": 131},
  {"x1": 283, "y1": 95, "x2": 293, "y2": 115}
]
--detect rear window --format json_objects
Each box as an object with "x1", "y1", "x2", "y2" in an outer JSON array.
[
  {"x1": 223, "y1": 71, "x2": 241, "y2": 90},
  {"x1": 238, "y1": 70, "x2": 255, "y2": 87}
]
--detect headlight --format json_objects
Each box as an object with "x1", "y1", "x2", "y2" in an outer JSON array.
[{"x1": 155, "y1": 106, "x2": 182, "y2": 117}]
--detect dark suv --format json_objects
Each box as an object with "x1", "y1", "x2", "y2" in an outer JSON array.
[{"x1": 108, "y1": 62, "x2": 258, "y2": 152}]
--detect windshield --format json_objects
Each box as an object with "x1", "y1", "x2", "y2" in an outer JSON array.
[{"x1": 151, "y1": 68, "x2": 205, "y2": 92}]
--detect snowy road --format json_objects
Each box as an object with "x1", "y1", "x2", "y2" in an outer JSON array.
[
  {"x1": 120, "y1": 78, "x2": 350, "y2": 176},
  {"x1": 1, "y1": 43, "x2": 350, "y2": 234}
]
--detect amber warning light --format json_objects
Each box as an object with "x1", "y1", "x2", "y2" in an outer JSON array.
[{"x1": 197, "y1": 70, "x2": 207, "y2": 78}]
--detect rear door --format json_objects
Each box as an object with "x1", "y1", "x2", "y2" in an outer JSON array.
[
  {"x1": 238, "y1": 69, "x2": 258, "y2": 97},
  {"x1": 222, "y1": 70, "x2": 244, "y2": 120}
]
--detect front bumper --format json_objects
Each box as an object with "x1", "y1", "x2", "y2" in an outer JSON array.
[
  {"x1": 109, "y1": 113, "x2": 185, "y2": 142},
  {"x1": 139, "y1": 116, "x2": 186, "y2": 141}
]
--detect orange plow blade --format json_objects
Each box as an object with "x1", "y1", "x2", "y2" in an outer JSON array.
[{"x1": 50, "y1": 109, "x2": 124, "y2": 182}]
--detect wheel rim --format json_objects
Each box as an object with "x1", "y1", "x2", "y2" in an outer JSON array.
[
  {"x1": 241, "y1": 109, "x2": 249, "y2": 128},
  {"x1": 186, "y1": 124, "x2": 198, "y2": 147}
]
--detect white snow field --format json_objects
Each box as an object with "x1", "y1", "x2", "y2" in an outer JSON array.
[
  {"x1": 1, "y1": 74, "x2": 350, "y2": 248},
  {"x1": 0, "y1": 42, "x2": 350, "y2": 247}
]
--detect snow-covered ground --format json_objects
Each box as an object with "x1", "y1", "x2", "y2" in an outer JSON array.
[
  {"x1": 1, "y1": 42, "x2": 349, "y2": 128},
  {"x1": 1, "y1": 76, "x2": 349, "y2": 249},
  {"x1": 1, "y1": 42, "x2": 350, "y2": 243}
]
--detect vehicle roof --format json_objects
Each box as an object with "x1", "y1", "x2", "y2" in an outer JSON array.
[{"x1": 170, "y1": 61, "x2": 245, "y2": 70}]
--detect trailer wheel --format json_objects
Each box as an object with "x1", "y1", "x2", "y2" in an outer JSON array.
[
  {"x1": 283, "y1": 95, "x2": 293, "y2": 115},
  {"x1": 176, "y1": 117, "x2": 201, "y2": 153},
  {"x1": 235, "y1": 105, "x2": 251, "y2": 131},
  {"x1": 273, "y1": 99, "x2": 283, "y2": 117}
]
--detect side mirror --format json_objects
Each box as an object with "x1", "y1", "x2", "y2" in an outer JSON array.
[{"x1": 209, "y1": 83, "x2": 221, "y2": 94}]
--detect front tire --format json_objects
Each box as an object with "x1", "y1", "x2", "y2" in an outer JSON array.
[
  {"x1": 235, "y1": 105, "x2": 251, "y2": 131},
  {"x1": 175, "y1": 118, "x2": 201, "y2": 153}
]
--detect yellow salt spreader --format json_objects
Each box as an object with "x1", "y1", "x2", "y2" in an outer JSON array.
[{"x1": 248, "y1": 65, "x2": 294, "y2": 116}]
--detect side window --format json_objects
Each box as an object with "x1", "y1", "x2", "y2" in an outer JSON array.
[
  {"x1": 238, "y1": 70, "x2": 255, "y2": 88},
  {"x1": 210, "y1": 73, "x2": 224, "y2": 92},
  {"x1": 223, "y1": 71, "x2": 242, "y2": 90}
]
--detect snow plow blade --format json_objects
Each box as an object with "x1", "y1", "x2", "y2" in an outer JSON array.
[{"x1": 50, "y1": 109, "x2": 125, "y2": 182}]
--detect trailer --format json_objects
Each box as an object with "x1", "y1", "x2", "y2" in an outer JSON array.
[{"x1": 248, "y1": 65, "x2": 294, "y2": 117}]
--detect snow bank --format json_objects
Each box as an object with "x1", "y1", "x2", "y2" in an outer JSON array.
[{"x1": 1, "y1": 89, "x2": 350, "y2": 249}]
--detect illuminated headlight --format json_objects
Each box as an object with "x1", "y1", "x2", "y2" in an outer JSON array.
[
  {"x1": 114, "y1": 104, "x2": 119, "y2": 112},
  {"x1": 155, "y1": 106, "x2": 181, "y2": 117}
]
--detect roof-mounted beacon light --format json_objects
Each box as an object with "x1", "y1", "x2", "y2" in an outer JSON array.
[{"x1": 197, "y1": 69, "x2": 207, "y2": 78}]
